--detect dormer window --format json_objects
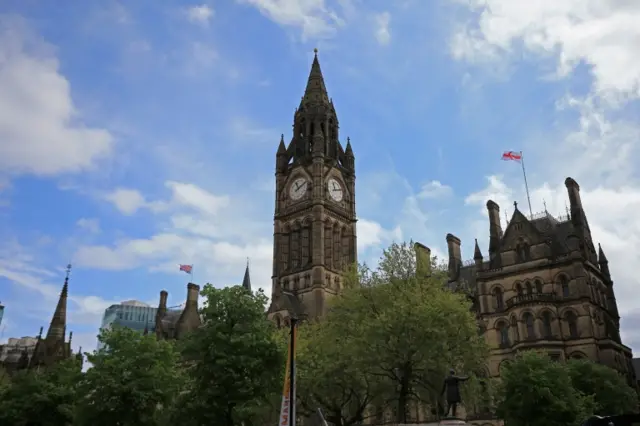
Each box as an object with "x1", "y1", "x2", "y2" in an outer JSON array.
[{"x1": 516, "y1": 240, "x2": 530, "y2": 262}]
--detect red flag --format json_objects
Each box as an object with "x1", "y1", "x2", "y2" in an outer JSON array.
[
  {"x1": 179, "y1": 264, "x2": 192, "y2": 274},
  {"x1": 501, "y1": 151, "x2": 522, "y2": 162}
]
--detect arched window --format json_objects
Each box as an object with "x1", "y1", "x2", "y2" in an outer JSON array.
[
  {"x1": 525, "y1": 281, "x2": 533, "y2": 295},
  {"x1": 497, "y1": 322, "x2": 510, "y2": 346},
  {"x1": 524, "y1": 313, "x2": 535, "y2": 340},
  {"x1": 516, "y1": 283, "x2": 523, "y2": 296},
  {"x1": 275, "y1": 316, "x2": 282, "y2": 328},
  {"x1": 566, "y1": 312, "x2": 578, "y2": 338},
  {"x1": 542, "y1": 312, "x2": 553, "y2": 338},
  {"x1": 510, "y1": 316, "x2": 519, "y2": 342},
  {"x1": 535, "y1": 279, "x2": 543, "y2": 293},
  {"x1": 560, "y1": 276, "x2": 570, "y2": 298},
  {"x1": 494, "y1": 288, "x2": 504, "y2": 311}
]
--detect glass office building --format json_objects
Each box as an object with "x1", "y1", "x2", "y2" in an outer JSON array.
[{"x1": 97, "y1": 300, "x2": 157, "y2": 349}]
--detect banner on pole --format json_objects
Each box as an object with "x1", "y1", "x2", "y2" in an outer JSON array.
[{"x1": 278, "y1": 326, "x2": 297, "y2": 426}]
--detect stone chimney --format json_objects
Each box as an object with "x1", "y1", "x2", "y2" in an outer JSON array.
[
  {"x1": 415, "y1": 242, "x2": 431, "y2": 278},
  {"x1": 186, "y1": 283, "x2": 199, "y2": 309},
  {"x1": 446, "y1": 233, "x2": 462, "y2": 280},
  {"x1": 487, "y1": 200, "x2": 502, "y2": 256}
]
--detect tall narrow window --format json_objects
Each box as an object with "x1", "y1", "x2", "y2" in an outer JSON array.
[
  {"x1": 333, "y1": 226, "x2": 342, "y2": 269},
  {"x1": 566, "y1": 312, "x2": 578, "y2": 338},
  {"x1": 341, "y1": 229, "x2": 350, "y2": 267},
  {"x1": 498, "y1": 322, "x2": 509, "y2": 346},
  {"x1": 524, "y1": 313, "x2": 535, "y2": 340},
  {"x1": 510, "y1": 316, "x2": 519, "y2": 342},
  {"x1": 291, "y1": 228, "x2": 300, "y2": 269},
  {"x1": 301, "y1": 226, "x2": 310, "y2": 266},
  {"x1": 516, "y1": 283, "x2": 523, "y2": 296},
  {"x1": 494, "y1": 288, "x2": 504, "y2": 311},
  {"x1": 525, "y1": 281, "x2": 533, "y2": 294},
  {"x1": 542, "y1": 312, "x2": 553, "y2": 338},
  {"x1": 324, "y1": 224, "x2": 333, "y2": 268},
  {"x1": 281, "y1": 232, "x2": 290, "y2": 272},
  {"x1": 560, "y1": 276, "x2": 570, "y2": 297}
]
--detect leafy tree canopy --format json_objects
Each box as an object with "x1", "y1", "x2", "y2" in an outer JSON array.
[
  {"x1": 0, "y1": 358, "x2": 82, "y2": 426},
  {"x1": 497, "y1": 351, "x2": 589, "y2": 426},
  {"x1": 74, "y1": 327, "x2": 185, "y2": 426},
  {"x1": 174, "y1": 285, "x2": 284, "y2": 426},
  {"x1": 566, "y1": 359, "x2": 638, "y2": 416},
  {"x1": 310, "y1": 242, "x2": 488, "y2": 423}
]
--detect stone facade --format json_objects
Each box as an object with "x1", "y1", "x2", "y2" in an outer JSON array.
[
  {"x1": 267, "y1": 50, "x2": 357, "y2": 324},
  {"x1": 444, "y1": 178, "x2": 635, "y2": 422}
]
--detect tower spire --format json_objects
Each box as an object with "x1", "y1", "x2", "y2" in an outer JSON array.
[
  {"x1": 242, "y1": 258, "x2": 252, "y2": 291},
  {"x1": 46, "y1": 264, "x2": 70, "y2": 342},
  {"x1": 301, "y1": 48, "x2": 330, "y2": 106}
]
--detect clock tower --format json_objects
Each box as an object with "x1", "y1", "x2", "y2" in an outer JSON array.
[{"x1": 267, "y1": 50, "x2": 357, "y2": 324}]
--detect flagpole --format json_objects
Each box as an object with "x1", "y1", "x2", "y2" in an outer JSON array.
[
  {"x1": 190, "y1": 265, "x2": 194, "y2": 283},
  {"x1": 289, "y1": 316, "x2": 297, "y2": 426},
  {"x1": 520, "y1": 151, "x2": 533, "y2": 219}
]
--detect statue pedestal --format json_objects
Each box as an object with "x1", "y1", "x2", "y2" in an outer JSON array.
[{"x1": 439, "y1": 417, "x2": 468, "y2": 426}]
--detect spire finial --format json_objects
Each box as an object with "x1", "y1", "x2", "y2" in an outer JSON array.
[
  {"x1": 514, "y1": 201, "x2": 518, "y2": 209},
  {"x1": 314, "y1": 47, "x2": 318, "y2": 55},
  {"x1": 65, "y1": 264, "x2": 72, "y2": 282},
  {"x1": 543, "y1": 199, "x2": 547, "y2": 212},
  {"x1": 247, "y1": 257, "x2": 250, "y2": 268}
]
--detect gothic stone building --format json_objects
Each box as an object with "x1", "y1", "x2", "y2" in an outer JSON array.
[
  {"x1": 445, "y1": 178, "x2": 636, "y2": 392},
  {"x1": 0, "y1": 267, "x2": 81, "y2": 376},
  {"x1": 267, "y1": 50, "x2": 357, "y2": 324},
  {"x1": 153, "y1": 264, "x2": 252, "y2": 340}
]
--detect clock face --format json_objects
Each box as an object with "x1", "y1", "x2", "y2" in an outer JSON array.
[
  {"x1": 327, "y1": 178, "x2": 343, "y2": 202},
  {"x1": 289, "y1": 178, "x2": 308, "y2": 201}
]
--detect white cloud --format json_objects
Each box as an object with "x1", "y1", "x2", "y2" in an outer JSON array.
[
  {"x1": 357, "y1": 218, "x2": 402, "y2": 251},
  {"x1": 166, "y1": 181, "x2": 230, "y2": 215},
  {"x1": 184, "y1": 4, "x2": 214, "y2": 26},
  {"x1": 451, "y1": 0, "x2": 640, "y2": 103},
  {"x1": 76, "y1": 218, "x2": 101, "y2": 234},
  {"x1": 237, "y1": 0, "x2": 350, "y2": 39},
  {"x1": 417, "y1": 180, "x2": 453, "y2": 199},
  {"x1": 0, "y1": 16, "x2": 113, "y2": 176},
  {"x1": 373, "y1": 11, "x2": 391, "y2": 46},
  {"x1": 104, "y1": 188, "x2": 147, "y2": 215}
]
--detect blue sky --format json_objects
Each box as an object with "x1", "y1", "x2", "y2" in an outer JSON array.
[{"x1": 1, "y1": 0, "x2": 639, "y2": 354}]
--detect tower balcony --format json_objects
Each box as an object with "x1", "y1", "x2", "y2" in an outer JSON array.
[{"x1": 506, "y1": 292, "x2": 558, "y2": 308}]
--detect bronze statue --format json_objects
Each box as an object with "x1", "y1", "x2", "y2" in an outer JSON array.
[{"x1": 441, "y1": 369, "x2": 469, "y2": 418}]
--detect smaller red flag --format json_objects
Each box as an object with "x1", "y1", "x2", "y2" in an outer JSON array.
[
  {"x1": 179, "y1": 264, "x2": 193, "y2": 274},
  {"x1": 501, "y1": 151, "x2": 522, "y2": 162}
]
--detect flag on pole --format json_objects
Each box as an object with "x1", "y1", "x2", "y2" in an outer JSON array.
[
  {"x1": 279, "y1": 323, "x2": 297, "y2": 426},
  {"x1": 501, "y1": 151, "x2": 522, "y2": 162},
  {"x1": 179, "y1": 264, "x2": 193, "y2": 274}
]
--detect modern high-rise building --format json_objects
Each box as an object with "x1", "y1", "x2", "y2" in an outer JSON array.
[{"x1": 97, "y1": 300, "x2": 157, "y2": 349}]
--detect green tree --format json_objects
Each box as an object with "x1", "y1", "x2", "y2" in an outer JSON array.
[
  {"x1": 567, "y1": 359, "x2": 638, "y2": 415},
  {"x1": 74, "y1": 327, "x2": 185, "y2": 426},
  {"x1": 173, "y1": 285, "x2": 284, "y2": 426},
  {"x1": 0, "y1": 358, "x2": 82, "y2": 426},
  {"x1": 497, "y1": 351, "x2": 589, "y2": 426},
  {"x1": 322, "y1": 242, "x2": 488, "y2": 423},
  {"x1": 296, "y1": 320, "x2": 382, "y2": 426}
]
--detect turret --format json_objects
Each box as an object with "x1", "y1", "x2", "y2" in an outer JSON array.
[
  {"x1": 242, "y1": 260, "x2": 252, "y2": 291},
  {"x1": 474, "y1": 239, "x2": 483, "y2": 269},
  {"x1": 598, "y1": 243, "x2": 611, "y2": 280}
]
